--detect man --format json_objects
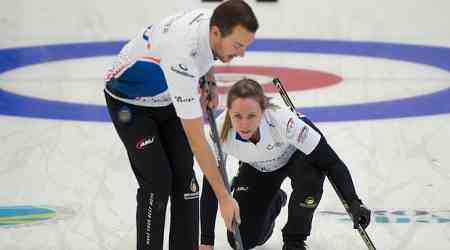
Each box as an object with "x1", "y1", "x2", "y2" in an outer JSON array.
[{"x1": 103, "y1": 1, "x2": 258, "y2": 249}]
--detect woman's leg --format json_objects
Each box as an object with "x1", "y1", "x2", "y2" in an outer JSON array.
[
  {"x1": 227, "y1": 163, "x2": 286, "y2": 249},
  {"x1": 282, "y1": 151, "x2": 326, "y2": 246}
]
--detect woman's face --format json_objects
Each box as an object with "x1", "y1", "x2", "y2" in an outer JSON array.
[{"x1": 228, "y1": 97, "x2": 263, "y2": 140}]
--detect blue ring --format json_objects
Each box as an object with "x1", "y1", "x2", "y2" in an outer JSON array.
[{"x1": 0, "y1": 39, "x2": 449, "y2": 122}]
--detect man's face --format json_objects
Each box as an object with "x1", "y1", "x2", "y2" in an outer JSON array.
[{"x1": 211, "y1": 25, "x2": 255, "y2": 63}]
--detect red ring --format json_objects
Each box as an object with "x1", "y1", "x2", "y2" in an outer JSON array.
[{"x1": 212, "y1": 66, "x2": 342, "y2": 93}]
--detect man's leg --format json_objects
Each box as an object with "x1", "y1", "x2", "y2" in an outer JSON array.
[
  {"x1": 159, "y1": 109, "x2": 199, "y2": 250},
  {"x1": 105, "y1": 93, "x2": 172, "y2": 250}
]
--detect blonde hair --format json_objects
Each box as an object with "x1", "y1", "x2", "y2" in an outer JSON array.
[{"x1": 220, "y1": 78, "x2": 277, "y2": 142}]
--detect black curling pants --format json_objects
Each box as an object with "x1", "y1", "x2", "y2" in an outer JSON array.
[
  {"x1": 226, "y1": 154, "x2": 326, "y2": 249},
  {"x1": 105, "y1": 92, "x2": 199, "y2": 250}
]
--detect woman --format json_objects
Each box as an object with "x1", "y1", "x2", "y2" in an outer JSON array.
[{"x1": 200, "y1": 79, "x2": 371, "y2": 250}]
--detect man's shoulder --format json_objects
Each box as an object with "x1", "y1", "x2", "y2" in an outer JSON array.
[
  {"x1": 188, "y1": 8, "x2": 213, "y2": 18},
  {"x1": 159, "y1": 9, "x2": 211, "y2": 47},
  {"x1": 165, "y1": 8, "x2": 212, "y2": 28}
]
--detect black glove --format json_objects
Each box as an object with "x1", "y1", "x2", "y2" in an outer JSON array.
[{"x1": 350, "y1": 199, "x2": 371, "y2": 229}]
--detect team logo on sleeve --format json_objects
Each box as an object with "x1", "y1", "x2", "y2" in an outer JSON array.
[
  {"x1": 297, "y1": 126, "x2": 309, "y2": 144},
  {"x1": 170, "y1": 64, "x2": 195, "y2": 78},
  {"x1": 286, "y1": 118, "x2": 295, "y2": 138}
]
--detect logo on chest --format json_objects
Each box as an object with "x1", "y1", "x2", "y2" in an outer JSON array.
[{"x1": 266, "y1": 142, "x2": 283, "y2": 151}]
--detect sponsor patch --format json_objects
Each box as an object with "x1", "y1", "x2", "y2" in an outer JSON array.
[
  {"x1": 118, "y1": 106, "x2": 132, "y2": 123},
  {"x1": 136, "y1": 136, "x2": 155, "y2": 149},
  {"x1": 145, "y1": 193, "x2": 154, "y2": 245},
  {"x1": 190, "y1": 177, "x2": 198, "y2": 193},
  {"x1": 174, "y1": 96, "x2": 195, "y2": 103},
  {"x1": 235, "y1": 186, "x2": 249, "y2": 192},
  {"x1": 286, "y1": 118, "x2": 295, "y2": 138},
  {"x1": 266, "y1": 142, "x2": 283, "y2": 151},
  {"x1": 170, "y1": 64, "x2": 194, "y2": 78},
  {"x1": 135, "y1": 95, "x2": 171, "y2": 104},
  {"x1": 189, "y1": 13, "x2": 204, "y2": 25},
  {"x1": 300, "y1": 196, "x2": 317, "y2": 208},
  {"x1": 190, "y1": 49, "x2": 198, "y2": 57},
  {"x1": 297, "y1": 126, "x2": 309, "y2": 144}
]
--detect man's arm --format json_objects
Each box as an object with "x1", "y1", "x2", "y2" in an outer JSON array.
[{"x1": 180, "y1": 117, "x2": 240, "y2": 231}]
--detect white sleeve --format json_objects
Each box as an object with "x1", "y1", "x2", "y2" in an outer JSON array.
[
  {"x1": 160, "y1": 55, "x2": 202, "y2": 119},
  {"x1": 276, "y1": 108, "x2": 322, "y2": 155}
]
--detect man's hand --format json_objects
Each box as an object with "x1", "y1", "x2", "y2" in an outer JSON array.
[
  {"x1": 199, "y1": 244, "x2": 214, "y2": 250},
  {"x1": 218, "y1": 194, "x2": 241, "y2": 232},
  {"x1": 200, "y1": 82, "x2": 219, "y2": 111}
]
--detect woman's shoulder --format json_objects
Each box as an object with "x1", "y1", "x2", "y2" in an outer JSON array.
[{"x1": 264, "y1": 104, "x2": 293, "y2": 123}]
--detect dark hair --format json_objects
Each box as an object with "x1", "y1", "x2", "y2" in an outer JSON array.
[
  {"x1": 220, "y1": 78, "x2": 276, "y2": 142},
  {"x1": 210, "y1": 0, "x2": 259, "y2": 37}
]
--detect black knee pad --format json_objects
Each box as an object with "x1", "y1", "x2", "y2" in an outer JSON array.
[{"x1": 136, "y1": 187, "x2": 169, "y2": 250}]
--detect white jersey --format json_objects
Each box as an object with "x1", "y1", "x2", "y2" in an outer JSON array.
[
  {"x1": 104, "y1": 9, "x2": 214, "y2": 119},
  {"x1": 210, "y1": 106, "x2": 322, "y2": 172}
]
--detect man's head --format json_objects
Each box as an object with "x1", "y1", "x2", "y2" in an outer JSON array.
[{"x1": 210, "y1": 0, "x2": 259, "y2": 63}]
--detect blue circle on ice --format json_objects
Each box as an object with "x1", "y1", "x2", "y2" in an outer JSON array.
[{"x1": 0, "y1": 39, "x2": 449, "y2": 122}]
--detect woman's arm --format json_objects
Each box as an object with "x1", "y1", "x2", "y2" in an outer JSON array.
[
  {"x1": 299, "y1": 117, "x2": 371, "y2": 229},
  {"x1": 200, "y1": 177, "x2": 219, "y2": 247}
]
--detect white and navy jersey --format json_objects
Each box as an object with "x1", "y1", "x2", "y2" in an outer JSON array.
[
  {"x1": 210, "y1": 106, "x2": 322, "y2": 172},
  {"x1": 104, "y1": 9, "x2": 214, "y2": 119}
]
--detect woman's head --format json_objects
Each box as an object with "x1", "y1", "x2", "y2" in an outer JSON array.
[{"x1": 220, "y1": 78, "x2": 273, "y2": 141}]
